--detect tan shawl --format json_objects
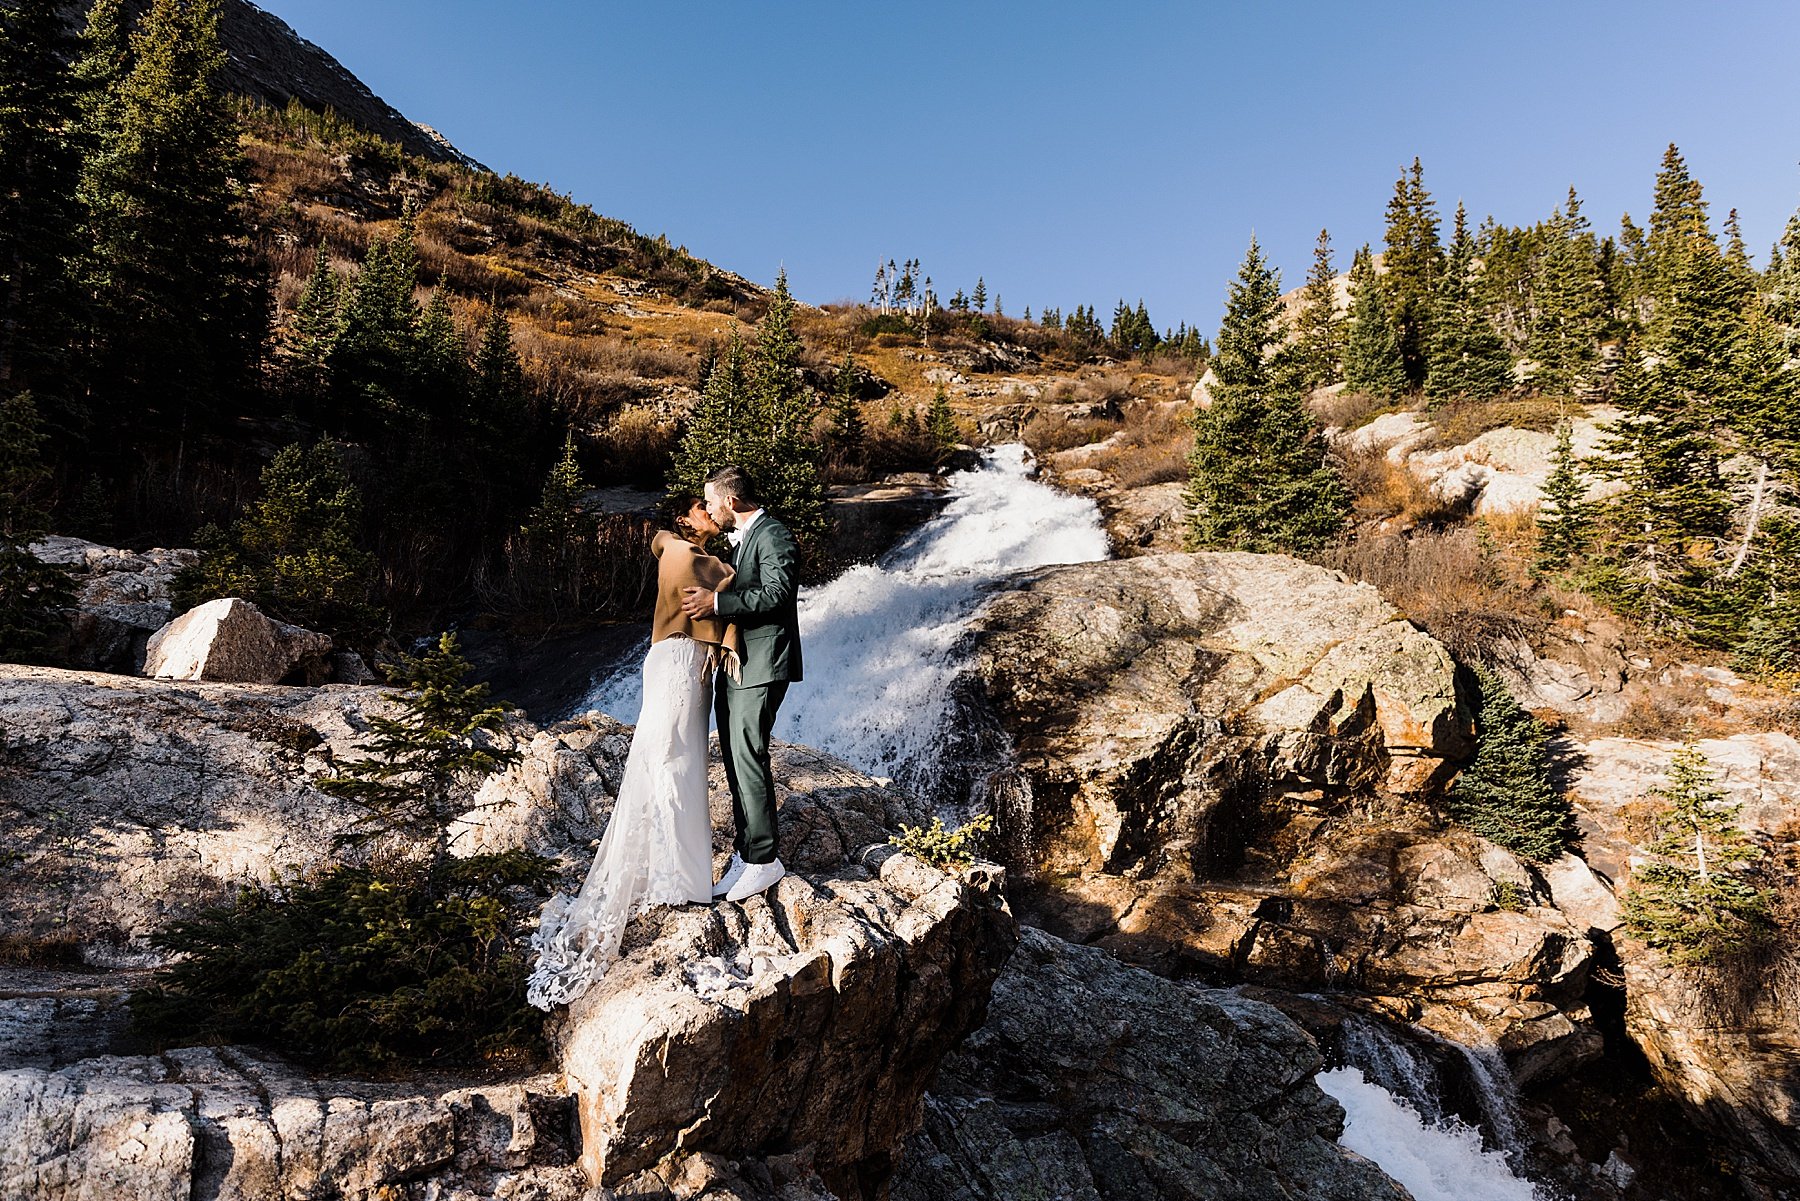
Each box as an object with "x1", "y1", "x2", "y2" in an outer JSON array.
[{"x1": 650, "y1": 530, "x2": 742, "y2": 676}]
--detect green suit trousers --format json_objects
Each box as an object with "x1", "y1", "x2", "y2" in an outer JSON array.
[{"x1": 715, "y1": 678, "x2": 787, "y2": 865}]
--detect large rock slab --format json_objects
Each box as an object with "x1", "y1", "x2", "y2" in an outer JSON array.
[
  {"x1": 0, "y1": 665, "x2": 599, "y2": 955},
  {"x1": 0, "y1": 1046, "x2": 586, "y2": 1201},
  {"x1": 143, "y1": 596, "x2": 334, "y2": 684},
  {"x1": 555, "y1": 847, "x2": 1016, "y2": 1197},
  {"x1": 892, "y1": 927, "x2": 1409, "y2": 1201},
  {"x1": 29, "y1": 536, "x2": 198, "y2": 673},
  {"x1": 964, "y1": 551, "x2": 1468, "y2": 882}
]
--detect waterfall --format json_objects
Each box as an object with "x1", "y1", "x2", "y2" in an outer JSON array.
[
  {"x1": 1324, "y1": 1016, "x2": 1556, "y2": 1200},
  {"x1": 577, "y1": 445, "x2": 1110, "y2": 795},
  {"x1": 1317, "y1": 1068, "x2": 1544, "y2": 1201}
]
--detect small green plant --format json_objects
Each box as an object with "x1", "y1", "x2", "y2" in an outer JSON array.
[
  {"x1": 892, "y1": 814, "x2": 995, "y2": 869},
  {"x1": 1622, "y1": 743, "x2": 1774, "y2": 967},
  {"x1": 1491, "y1": 879, "x2": 1528, "y2": 912}
]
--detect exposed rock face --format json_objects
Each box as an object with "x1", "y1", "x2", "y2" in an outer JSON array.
[
  {"x1": 893, "y1": 928, "x2": 1409, "y2": 1201},
  {"x1": 29, "y1": 536, "x2": 198, "y2": 673},
  {"x1": 965, "y1": 552, "x2": 1468, "y2": 883},
  {"x1": 0, "y1": 662, "x2": 1017, "y2": 1199},
  {"x1": 555, "y1": 845, "x2": 1015, "y2": 1197},
  {"x1": 0, "y1": 1047, "x2": 586, "y2": 1201},
  {"x1": 958, "y1": 552, "x2": 1611, "y2": 1080},
  {"x1": 1565, "y1": 733, "x2": 1800, "y2": 1193},
  {"x1": 144, "y1": 596, "x2": 335, "y2": 684},
  {"x1": 826, "y1": 476, "x2": 952, "y2": 565}
]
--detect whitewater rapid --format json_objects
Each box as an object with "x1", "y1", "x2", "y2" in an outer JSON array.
[{"x1": 578, "y1": 444, "x2": 1111, "y2": 793}]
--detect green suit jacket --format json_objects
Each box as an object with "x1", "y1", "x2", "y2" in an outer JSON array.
[{"x1": 715, "y1": 511, "x2": 803, "y2": 687}]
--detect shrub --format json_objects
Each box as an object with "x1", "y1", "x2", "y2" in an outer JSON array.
[
  {"x1": 1622, "y1": 743, "x2": 1775, "y2": 967},
  {"x1": 892, "y1": 814, "x2": 994, "y2": 869},
  {"x1": 1443, "y1": 665, "x2": 1577, "y2": 862},
  {"x1": 132, "y1": 851, "x2": 554, "y2": 1070}
]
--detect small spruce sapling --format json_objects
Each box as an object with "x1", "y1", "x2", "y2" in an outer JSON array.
[{"x1": 1622, "y1": 743, "x2": 1774, "y2": 966}]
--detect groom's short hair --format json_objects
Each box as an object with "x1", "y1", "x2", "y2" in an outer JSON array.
[{"x1": 706, "y1": 465, "x2": 759, "y2": 507}]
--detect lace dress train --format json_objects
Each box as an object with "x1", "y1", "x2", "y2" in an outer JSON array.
[{"x1": 526, "y1": 635, "x2": 714, "y2": 1009}]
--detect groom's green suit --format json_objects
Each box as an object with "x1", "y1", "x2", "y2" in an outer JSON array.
[{"x1": 714, "y1": 510, "x2": 803, "y2": 866}]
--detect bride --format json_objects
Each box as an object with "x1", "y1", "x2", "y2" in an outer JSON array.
[{"x1": 525, "y1": 494, "x2": 741, "y2": 1010}]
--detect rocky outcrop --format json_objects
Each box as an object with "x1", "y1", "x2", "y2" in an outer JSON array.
[
  {"x1": 0, "y1": 1048, "x2": 585, "y2": 1201},
  {"x1": 0, "y1": 661, "x2": 1018, "y2": 1199},
  {"x1": 1565, "y1": 733, "x2": 1800, "y2": 1194},
  {"x1": 958, "y1": 552, "x2": 1611, "y2": 1080},
  {"x1": 143, "y1": 596, "x2": 335, "y2": 684},
  {"x1": 827, "y1": 476, "x2": 951, "y2": 565},
  {"x1": 554, "y1": 842, "x2": 1015, "y2": 1197},
  {"x1": 893, "y1": 927, "x2": 1409, "y2": 1201},
  {"x1": 29, "y1": 536, "x2": 197, "y2": 673},
  {"x1": 1328, "y1": 407, "x2": 1624, "y2": 518},
  {"x1": 965, "y1": 552, "x2": 1468, "y2": 883}
]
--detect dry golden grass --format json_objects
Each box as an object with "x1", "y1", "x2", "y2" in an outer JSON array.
[
  {"x1": 1425, "y1": 394, "x2": 1567, "y2": 448},
  {"x1": 1314, "y1": 525, "x2": 1541, "y2": 663},
  {"x1": 1336, "y1": 443, "x2": 1464, "y2": 525},
  {"x1": 1309, "y1": 388, "x2": 1414, "y2": 431},
  {"x1": 1068, "y1": 402, "x2": 1191, "y2": 488}
]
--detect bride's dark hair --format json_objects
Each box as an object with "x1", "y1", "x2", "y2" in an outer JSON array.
[{"x1": 659, "y1": 491, "x2": 705, "y2": 535}]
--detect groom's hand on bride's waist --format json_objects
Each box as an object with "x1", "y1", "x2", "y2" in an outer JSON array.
[{"x1": 680, "y1": 586, "x2": 717, "y2": 619}]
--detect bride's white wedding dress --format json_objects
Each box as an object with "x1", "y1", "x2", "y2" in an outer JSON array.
[{"x1": 525, "y1": 634, "x2": 714, "y2": 1009}]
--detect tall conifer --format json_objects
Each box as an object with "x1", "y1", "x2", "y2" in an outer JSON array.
[
  {"x1": 0, "y1": 0, "x2": 86, "y2": 418},
  {"x1": 1294, "y1": 228, "x2": 1343, "y2": 391},
  {"x1": 79, "y1": 0, "x2": 268, "y2": 443},
  {"x1": 1382, "y1": 158, "x2": 1442, "y2": 386},
  {"x1": 1426, "y1": 202, "x2": 1512, "y2": 401},
  {"x1": 1186, "y1": 238, "x2": 1348, "y2": 552},
  {"x1": 1343, "y1": 246, "x2": 1408, "y2": 398}
]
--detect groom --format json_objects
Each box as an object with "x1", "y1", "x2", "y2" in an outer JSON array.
[{"x1": 680, "y1": 464, "x2": 803, "y2": 903}]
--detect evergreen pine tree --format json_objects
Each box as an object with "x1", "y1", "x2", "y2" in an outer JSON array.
[
  {"x1": 0, "y1": 0, "x2": 87, "y2": 419},
  {"x1": 1444, "y1": 665, "x2": 1576, "y2": 862},
  {"x1": 1426, "y1": 202, "x2": 1513, "y2": 402},
  {"x1": 971, "y1": 277, "x2": 987, "y2": 313},
  {"x1": 828, "y1": 350, "x2": 865, "y2": 458},
  {"x1": 1343, "y1": 245, "x2": 1408, "y2": 397},
  {"x1": 669, "y1": 334, "x2": 753, "y2": 495},
  {"x1": 1535, "y1": 418, "x2": 1591, "y2": 571},
  {"x1": 0, "y1": 390, "x2": 74, "y2": 661},
  {"x1": 1588, "y1": 354, "x2": 1732, "y2": 637},
  {"x1": 1382, "y1": 158, "x2": 1442, "y2": 386},
  {"x1": 1622, "y1": 743, "x2": 1774, "y2": 966},
  {"x1": 1294, "y1": 228, "x2": 1344, "y2": 391},
  {"x1": 927, "y1": 384, "x2": 958, "y2": 450},
  {"x1": 413, "y1": 287, "x2": 467, "y2": 421},
  {"x1": 330, "y1": 223, "x2": 423, "y2": 424},
  {"x1": 1186, "y1": 237, "x2": 1349, "y2": 553},
  {"x1": 750, "y1": 269, "x2": 825, "y2": 552},
  {"x1": 471, "y1": 304, "x2": 527, "y2": 435},
  {"x1": 1767, "y1": 206, "x2": 1800, "y2": 352},
  {"x1": 78, "y1": 0, "x2": 269, "y2": 443},
  {"x1": 1528, "y1": 189, "x2": 1606, "y2": 395},
  {"x1": 177, "y1": 440, "x2": 378, "y2": 637},
  {"x1": 286, "y1": 244, "x2": 342, "y2": 386},
  {"x1": 319, "y1": 632, "x2": 521, "y2": 869}
]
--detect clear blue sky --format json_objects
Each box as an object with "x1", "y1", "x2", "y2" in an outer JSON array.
[{"x1": 263, "y1": 0, "x2": 1800, "y2": 336}]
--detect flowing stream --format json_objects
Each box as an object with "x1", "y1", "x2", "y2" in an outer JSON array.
[
  {"x1": 578, "y1": 446, "x2": 1558, "y2": 1198},
  {"x1": 579, "y1": 444, "x2": 1111, "y2": 794},
  {"x1": 1321, "y1": 1017, "x2": 1555, "y2": 1200}
]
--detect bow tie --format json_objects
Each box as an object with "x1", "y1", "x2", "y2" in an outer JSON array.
[{"x1": 728, "y1": 527, "x2": 747, "y2": 547}]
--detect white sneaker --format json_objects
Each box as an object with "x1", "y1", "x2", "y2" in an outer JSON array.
[
  {"x1": 725, "y1": 858, "x2": 786, "y2": 903},
  {"x1": 712, "y1": 853, "x2": 747, "y2": 899}
]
